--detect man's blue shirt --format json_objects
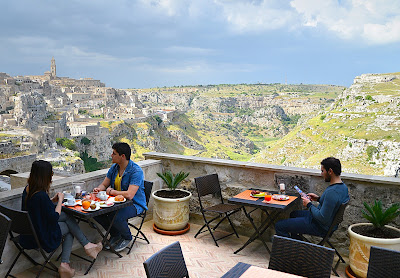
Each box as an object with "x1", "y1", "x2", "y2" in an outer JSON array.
[
  {"x1": 107, "y1": 160, "x2": 147, "y2": 213},
  {"x1": 306, "y1": 182, "x2": 349, "y2": 232}
]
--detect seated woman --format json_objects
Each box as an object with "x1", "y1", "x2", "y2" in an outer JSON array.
[{"x1": 20, "y1": 160, "x2": 102, "y2": 278}]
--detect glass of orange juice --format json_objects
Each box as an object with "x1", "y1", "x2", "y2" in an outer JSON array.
[{"x1": 265, "y1": 193, "x2": 272, "y2": 202}]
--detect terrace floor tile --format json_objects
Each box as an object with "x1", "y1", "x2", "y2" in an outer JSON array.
[{"x1": 17, "y1": 221, "x2": 347, "y2": 277}]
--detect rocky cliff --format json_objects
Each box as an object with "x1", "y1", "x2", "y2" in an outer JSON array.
[{"x1": 253, "y1": 72, "x2": 400, "y2": 176}]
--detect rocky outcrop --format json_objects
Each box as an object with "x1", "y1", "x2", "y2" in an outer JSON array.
[
  {"x1": 14, "y1": 92, "x2": 48, "y2": 130},
  {"x1": 39, "y1": 147, "x2": 84, "y2": 175},
  {"x1": 168, "y1": 130, "x2": 205, "y2": 150}
]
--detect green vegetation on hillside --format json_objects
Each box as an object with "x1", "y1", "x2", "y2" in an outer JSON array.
[
  {"x1": 56, "y1": 138, "x2": 77, "y2": 151},
  {"x1": 80, "y1": 151, "x2": 106, "y2": 172}
]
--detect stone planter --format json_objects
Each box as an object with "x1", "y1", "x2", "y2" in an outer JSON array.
[
  {"x1": 152, "y1": 189, "x2": 192, "y2": 231},
  {"x1": 348, "y1": 223, "x2": 400, "y2": 278}
]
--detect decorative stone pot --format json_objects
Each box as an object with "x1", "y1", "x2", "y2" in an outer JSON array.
[
  {"x1": 348, "y1": 223, "x2": 400, "y2": 278},
  {"x1": 152, "y1": 189, "x2": 192, "y2": 231}
]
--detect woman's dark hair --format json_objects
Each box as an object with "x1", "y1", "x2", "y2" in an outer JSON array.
[
  {"x1": 112, "y1": 142, "x2": 131, "y2": 160},
  {"x1": 27, "y1": 160, "x2": 53, "y2": 201},
  {"x1": 321, "y1": 157, "x2": 341, "y2": 176}
]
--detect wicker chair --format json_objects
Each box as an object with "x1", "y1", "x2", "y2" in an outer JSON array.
[
  {"x1": 0, "y1": 204, "x2": 59, "y2": 278},
  {"x1": 300, "y1": 200, "x2": 349, "y2": 276},
  {"x1": 194, "y1": 174, "x2": 243, "y2": 247},
  {"x1": 143, "y1": 241, "x2": 189, "y2": 278},
  {"x1": 367, "y1": 246, "x2": 400, "y2": 278},
  {"x1": 126, "y1": 180, "x2": 153, "y2": 254},
  {"x1": 0, "y1": 212, "x2": 12, "y2": 264},
  {"x1": 269, "y1": 235, "x2": 335, "y2": 278}
]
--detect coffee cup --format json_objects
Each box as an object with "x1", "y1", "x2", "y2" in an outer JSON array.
[
  {"x1": 63, "y1": 191, "x2": 73, "y2": 198},
  {"x1": 66, "y1": 197, "x2": 75, "y2": 206}
]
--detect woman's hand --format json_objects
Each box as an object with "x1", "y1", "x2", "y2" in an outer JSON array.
[
  {"x1": 51, "y1": 194, "x2": 58, "y2": 202},
  {"x1": 93, "y1": 187, "x2": 101, "y2": 193},
  {"x1": 57, "y1": 192, "x2": 64, "y2": 203}
]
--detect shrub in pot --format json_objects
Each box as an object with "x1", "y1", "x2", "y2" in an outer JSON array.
[
  {"x1": 153, "y1": 170, "x2": 191, "y2": 231},
  {"x1": 348, "y1": 200, "x2": 400, "y2": 277}
]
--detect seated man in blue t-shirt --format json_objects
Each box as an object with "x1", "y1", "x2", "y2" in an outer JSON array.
[
  {"x1": 93, "y1": 142, "x2": 147, "y2": 252},
  {"x1": 275, "y1": 157, "x2": 349, "y2": 240}
]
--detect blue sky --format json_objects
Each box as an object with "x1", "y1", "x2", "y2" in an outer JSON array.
[{"x1": 1, "y1": 0, "x2": 399, "y2": 89}]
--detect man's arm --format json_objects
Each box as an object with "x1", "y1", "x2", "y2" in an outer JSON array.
[
  {"x1": 108, "y1": 184, "x2": 139, "y2": 200},
  {"x1": 93, "y1": 177, "x2": 111, "y2": 193},
  {"x1": 308, "y1": 192, "x2": 338, "y2": 227}
]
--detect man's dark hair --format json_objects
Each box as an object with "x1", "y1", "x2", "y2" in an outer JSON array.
[
  {"x1": 112, "y1": 142, "x2": 131, "y2": 160},
  {"x1": 321, "y1": 157, "x2": 341, "y2": 176}
]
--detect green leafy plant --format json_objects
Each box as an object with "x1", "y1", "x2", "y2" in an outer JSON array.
[
  {"x1": 362, "y1": 200, "x2": 400, "y2": 229},
  {"x1": 157, "y1": 170, "x2": 189, "y2": 190}
]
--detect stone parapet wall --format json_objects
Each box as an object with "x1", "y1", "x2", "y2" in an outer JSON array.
[
  {"x1": 143, "y1": 152, "x2": 400, "y2": 257},
  {"x1": 0, "y1": 154, "x2": 37, "y2": 176},
  {"x1": 0, "y1": 159, "x2": 161, "y2": 277}
]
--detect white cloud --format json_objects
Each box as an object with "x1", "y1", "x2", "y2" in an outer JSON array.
[
  {"x1": 214, "y1": 0, "x2": 296, "y2": 33},
  {"x1": 139, "y1": 0, "x2": 199, "y2": 17},
  {"x1": 290, "y1": 0, "x2": 400, "y2": 44},
  {"x1": 364, "y1": 20, "x2": 400, "y2": 44},
  {"x1": 4, "y1": 36, "x2": 148, "y2": 65}
]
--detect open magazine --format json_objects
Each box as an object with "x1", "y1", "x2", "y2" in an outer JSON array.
[{"x1": 294, "y1": 185, "x2": 310, "y2": 199}]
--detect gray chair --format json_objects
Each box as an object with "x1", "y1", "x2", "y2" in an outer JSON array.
[
  {"x1": 143, "y1": 241, "x2": 189, "y2": 278},
  {"x1": 367, "y1": 246, "x2": 400, "y2": 278},
  {"x1": 0, "y1": 204, "x2": 59, "y2": 278},
  {"x1": 0, "y1": 212, "x2": 12, "y2": 264},
  {"x1": 126, "y1": 180, "x2": 153, "y2": 254},
  {"x1": 194, "y1": 173, "x2": 243, "y2": 247},
  {"x1": 269, "y1": 235, "x2": 335, "y2": 278},
  {"x1": 300, "y1": 200, "x2": 349, "y2": 276}
]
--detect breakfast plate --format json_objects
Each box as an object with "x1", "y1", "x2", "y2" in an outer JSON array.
[
  {"x1": 109, "y1": 196, "x2": 126, "y2": 203},
  {"x1": 98, "y1": 201, "x2": 114, "y2": 207},
  {"x1": 272, "y1": 194, "x2": 289, "y2": 201},
  {"x1": 63, "y1": 200, "x2": 80, "y2": 207},
  {"x1": 82, "y1": 203, "x2": 101, "y2": 212},
  {"x1": 250, "y1": 192, "x2": 266, "y2": 198}
]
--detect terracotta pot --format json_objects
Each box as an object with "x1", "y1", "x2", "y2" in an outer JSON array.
[
  {"x1": 152, "y1": 189, "x2": 192, "y2": 231},
  {"x1": 348, "y1": 223, "x2": 400, "y2": 278}
]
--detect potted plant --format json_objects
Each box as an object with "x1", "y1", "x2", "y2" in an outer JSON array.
[
  {"x1": 348, "y1": 200, "x2": 400, "y2": 277},
  {"x1": 152, "y1": 170, "x2": 191, "y2": 232}
]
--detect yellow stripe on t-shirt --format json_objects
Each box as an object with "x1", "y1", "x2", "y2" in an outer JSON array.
[{"x1": 114, "y1": 173, "x2": 122, "y2": 191}]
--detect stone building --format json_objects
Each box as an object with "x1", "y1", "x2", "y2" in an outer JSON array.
[{"x1": 68, "y1": 122, "x2": 107, "y2": 137}]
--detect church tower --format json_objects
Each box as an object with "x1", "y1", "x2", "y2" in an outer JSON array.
[{"x1": 51, "y1": 57, "x2": 56, "y2": 78}]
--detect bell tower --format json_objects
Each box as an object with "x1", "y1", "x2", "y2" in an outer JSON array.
[{"x1": 51, "y1": 57, "x2": 56, "y2": 78}]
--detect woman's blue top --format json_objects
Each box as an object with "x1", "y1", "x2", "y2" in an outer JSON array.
[{"x1": 20, "y1": 187, "x2": 62, "y2": 253}]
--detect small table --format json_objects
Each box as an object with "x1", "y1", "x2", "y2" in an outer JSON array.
[
  {"x1": 62, "y1": 200, "x2": 133, "y2": 275},
  {"x1": 228, "y1": 189, "x2": 299, "y2": 254},
  {"x1": 221, "y1": 262, "x2": 306, "y2": 278}
]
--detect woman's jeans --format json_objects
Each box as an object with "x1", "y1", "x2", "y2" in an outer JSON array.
[
  {"x1": 58, "y1": 211, "x2": 90, "y2": 263},
  {"x1": 275, "y1": 210, "x2": 326, "y2": 240},
  {"x1": 94, "y1": 205, "x2": 138, "y2": 240}
]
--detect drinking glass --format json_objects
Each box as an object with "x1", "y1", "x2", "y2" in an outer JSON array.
[
  {"x1": 279, "y1": 183, "x2": 286, "y2": 195},
  {"x1": 72, "y1": 181, "x2": 85, "y2": 199},
  {"x1": 265, "y1": 194, "x2": 272, "y2": 202},
  {"x1": 90, "y1": 192, "x2": 97, "y2": 200}
]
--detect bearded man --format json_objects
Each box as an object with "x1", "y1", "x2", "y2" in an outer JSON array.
[{"x1": 275, "y1": 157, "x2": 350, "y2": 239}]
